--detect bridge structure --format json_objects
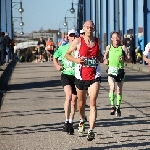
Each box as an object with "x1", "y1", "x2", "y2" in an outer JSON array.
[{"x1": 0, "y1": 0, "x2": 150, "y2": 54}]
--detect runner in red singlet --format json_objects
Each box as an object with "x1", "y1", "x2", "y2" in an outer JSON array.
[{"x1": 65, "y1": 20, "x2": 102, "y2": 141}]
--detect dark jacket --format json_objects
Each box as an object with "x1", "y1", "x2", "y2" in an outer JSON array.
[{"x1": 4, "y1": 35, "x2": 11, "y2": 48}]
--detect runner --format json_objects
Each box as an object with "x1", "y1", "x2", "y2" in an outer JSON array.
[
  {"x1": 53, "y1": 29, "x2": 77, "y2": 135},
  {"x1": 58, "y1": 32, "x2": 69, "y2": 47},
  {"x1": 37, "y1": 37, "x2": 46, "y2": 63},
  {"x1": 143, "y1": 42, "x2": 150, "y2": 66},
  {"x1": 80, "y1": 29, "x2": 89, "y2": 107},
  {"x1": 103, "y1": 31, "x2": 129, "y2": 117},
  {"x1": 65, "y1": 20, "x2": 102, "y2": 141},
  {"x1": 46, "y1": 38, "x2": 54, "y2": 62}
]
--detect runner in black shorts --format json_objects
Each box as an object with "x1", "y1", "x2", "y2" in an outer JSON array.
[{"x1": 53, "y1": 29, "x2": 78, "y2": 135}]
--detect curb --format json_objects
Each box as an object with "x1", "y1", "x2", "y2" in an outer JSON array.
[
  {"x1": 125, "y1": 63, "x2": 150, "y2": 73},
  {"x1": 0, "y1": 61, "x2": 13, "y2": 83},
  {"x1": 0, "y1": 61, "x2": 15, "y2": 88},
  {"x1": 0, "y1": 61, "x2": 16, "y2": 110}
]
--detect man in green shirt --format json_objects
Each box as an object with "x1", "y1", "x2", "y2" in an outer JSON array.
[
  {"x1": 53, "y1": 29, "x2": 77, "y2": 135},
  {"x1": 104, "y1": 31, "x2": 129, "y2": 117}
]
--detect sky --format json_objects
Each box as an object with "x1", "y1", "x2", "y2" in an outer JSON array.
[{"x1": 12, "y1": 0, "x2": 143, "y2": 34}]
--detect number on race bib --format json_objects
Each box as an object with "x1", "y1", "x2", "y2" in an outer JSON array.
[
  {"x1": 84, "y1": 58, "x2": 97, "y2": 67},
  {"x1": 108, "y1": 67, "x2": 119, "y2": 75}
]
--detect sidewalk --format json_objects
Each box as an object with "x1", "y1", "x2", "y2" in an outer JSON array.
[
  {"x1": 0, "y1": 62, "x2": 13, "y2": 84},
  {"x1": 125, "y1": 62, "x2": 150, "y2": 73}
]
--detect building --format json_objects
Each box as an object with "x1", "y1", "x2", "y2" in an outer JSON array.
[
  {"x1": 32, "y1": 29, "x2": 59, "y2": 44},
  {"x1": 14, "y1": 29, "x2": 59, "y2": 45}
]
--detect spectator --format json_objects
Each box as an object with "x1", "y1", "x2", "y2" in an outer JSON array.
[
  {"x1": 13, "y1": 43, "x2": 17, "y2": 61},
  {"x1": 123, "y1": 34, "x2": 130, "y2": 47},
  {"x1": 16, "y1": 48, "x2": 20, "y2": 63},
  {"x1": 138, "y1": 33, "x2": 144, "y2": 63},
  {"x1": 37, "y1": 37, "x2": 46, "y2": 63},
  {"x1": 129, "y1": 35, "x2": 136, "y2": 64},
  {"x1": 0, "y1": 32, "x2": 6, "y2": 65},
  {"x1": 4, "y1": 32, "x2": 11, "y2": 63},
  {"x1": 58, "y1": 33, "x2": 69, "y2": 47}
]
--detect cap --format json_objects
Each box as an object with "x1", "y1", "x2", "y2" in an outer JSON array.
[
  {"x1": 68, "y1": 29, "x2": 79, "y2": 36},
  {"x1": 80, "y1": 29, "x2": 85, "y2": 34}
]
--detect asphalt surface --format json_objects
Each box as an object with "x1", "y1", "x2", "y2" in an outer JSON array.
[{"x1": 0, "y1": 62, "x2": 150, "y2": 150}]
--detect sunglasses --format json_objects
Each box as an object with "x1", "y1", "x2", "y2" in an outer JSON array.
[
  {"x1": 69, "y1": 33, "x2": 76, "y2": 37},
  {"x1": 80, "y1": 33, "x2": 85, "y2": 35}
]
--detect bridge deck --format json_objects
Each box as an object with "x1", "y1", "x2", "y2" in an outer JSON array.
[{"x1": 0, "y1": 62, "x2": 150, "y2": 150}]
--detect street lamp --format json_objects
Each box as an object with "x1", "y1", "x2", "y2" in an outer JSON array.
[
  {"x1": 63, "y1": 17, "x2": 75, "y2": 29},
  {"x1": 63, "y1": 9, "x2": 76, "y2": 29},
  {"x1": 13, "y1": 17, "x2": 24, "y2": 26},
  {"x1": 70, "y1": 2, "x2": 75, "y2": 14},
  {"x1": 12, "y1": 1, "x2": 24, "y2": 13},
  {"x1": 58, "y1": 21, "x2": 68, "y2": 36},
  {"x1": 20, "y1": 31, "x2": 24, "y2": 35},
  {"x1": 63, "y1": 18, "x2": 68, "y2": 27},
  {"x1": 14, "y1": 27, "x2": 24, "y2": 35}
]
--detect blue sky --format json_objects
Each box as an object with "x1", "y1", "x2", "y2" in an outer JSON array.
[{"x1": 12, "y1": 0, "x2": 143, "y2": 33}]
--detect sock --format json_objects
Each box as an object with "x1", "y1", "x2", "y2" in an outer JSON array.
[
  {"x1": 69, "y1": 119, "x2": 73, "y2": 123},
  {"x1": 117, "y1": 95, "x2": 122, "y2": 106},
  {"x1": 109, "y1": 92, "x2": 115, "y2": 107},
  {"x1": 88, "y1": 129, "x2": 93, "y2": 133},
  {"x1": 80, "y1": 118, "x2": 85, "y2": 122},
  {"x1": 65, "y1": 119, "x2": 69, "y2": 123}
]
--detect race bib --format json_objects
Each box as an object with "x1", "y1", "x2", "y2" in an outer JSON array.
[
  {"x1": 64, "y1": 61, "x2": 74, "y2": 70},
  {"x1": 84, "y1": 58, "x2": 97, "y2": 67},
  {"x1": 108, "y1": 67, "x2": 119, "y2": 75}
]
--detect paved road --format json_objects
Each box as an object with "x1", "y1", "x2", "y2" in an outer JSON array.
[{"x1": 0, "y1": 62, "x2": 150, "y2": 150}]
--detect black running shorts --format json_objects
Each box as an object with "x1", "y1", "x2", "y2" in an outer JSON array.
[
  {"x1": 75, "y1": 77, "x2": 101, "y2": 90},
  {"x1": 61, "y1": 74, "x2": 77, "y2": 95},
  {"x1": 107, "y1": 69, "x2": 125, "y2": 82}
]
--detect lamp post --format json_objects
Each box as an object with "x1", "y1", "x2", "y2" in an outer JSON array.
[
  {"x1": 12, "y1": 0, "x2": 24, "y2": 13},
  {"x1": 63, "y1": 17, "x2": 75, "y2": 30},
  {"x1": 14, "y1": 27, "x2": 24, "y2": 35},
  {"x1": 58, "y1": 21, "x2": 68, "y2": 35},
  {"x1": 63, "y1": 8, "x2": 76, "y2": 30},
  {"x1": 70, "y1": 1, "x2": 75, "y2": 14},
  {"x1": 13, "y1": 17, "x2": 24, "y2": 26},
  {"x1": 12, "y1": 0, "x2": 24, "y2": 40}
]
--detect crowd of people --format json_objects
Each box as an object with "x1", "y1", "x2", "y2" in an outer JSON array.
[
  {"x1": 0, "y1": 32, "x2": 13, "y2": 70},
  {"x1": 32, "y1": 37, "x2": 56, "y2": 63},
  {"x1": 0, "y1": 32, "x2": 23, "y2": 70},
  {"x1": 52, "y1": 20, "x2": 150, "y2": 141}
]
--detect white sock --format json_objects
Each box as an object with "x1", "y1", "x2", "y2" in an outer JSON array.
[
  {"x1": 69, "y1": 119, "x2": 73, "y2": 123},
  {"x1": 65, "y1": 119, "x2": 69, "y2": 122},
  {"x1": 80, "y1": 118, "x2": 85, "y2": 122}
]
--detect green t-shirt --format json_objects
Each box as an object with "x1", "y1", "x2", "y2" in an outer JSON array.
[
  {"x1": 53, "y1": 44, "x2": 75, "y2": 75},
  {"x1": 108, "y1": 45, "x2": 124, "y2": 75}
]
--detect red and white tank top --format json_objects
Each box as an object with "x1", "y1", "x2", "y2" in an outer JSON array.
[{"x1": 75, "y1": 37, "x2": 101, "y2": 80}]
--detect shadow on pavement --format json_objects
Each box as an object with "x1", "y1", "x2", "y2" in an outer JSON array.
[
  {"x1": 0, "y1": 107, "x2": 65, "y2": 118},
  {"x1": 7, "y1": 79, "x2": 61, "y2": 91},
  {"x1": 72, "y1": 141, "x2": 150, "y2": 149},
  {"x1": 101, "y1": 73, "x2": 150, "y2": 83},
  {"x1": 0, "y1": 61, "x2": 17, "y2": 110}
]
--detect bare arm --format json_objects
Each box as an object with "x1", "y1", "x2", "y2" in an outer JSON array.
[
  {"x1": 104, "y1": 45, "x2": 110, "y2": 60},
  {"x1": 53, "y1": 57, "x2": 62, "y2": 71},
  {"x1": 143, "y1": 55, "x2": 147, "y2": 62},
  {"x1": 65, "y1": 38, "x2": 82, "y2": 64},
  {"x1": 103, "y1": 45, "x2": 110, "y2": 65},
  {"x1": 122, "y1": 45, "x2": 130, "y2": 59}
]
